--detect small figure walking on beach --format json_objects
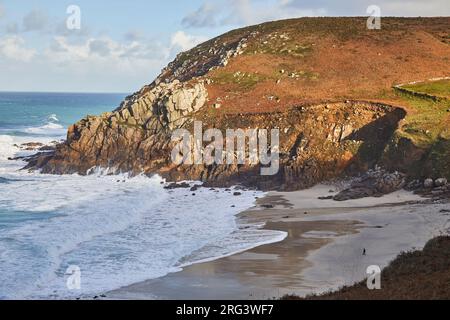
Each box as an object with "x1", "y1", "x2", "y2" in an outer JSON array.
[{"x1": 363, "y1": 248, "x2": 367, "y2": 256}]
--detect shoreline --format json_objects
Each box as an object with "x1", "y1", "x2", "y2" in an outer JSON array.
[{"x1": 107, "y1": 185, "x2": 448, "y2": 300}]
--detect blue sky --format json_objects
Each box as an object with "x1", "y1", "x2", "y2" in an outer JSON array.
[{"x1": 0, "y1": 0, "x2": 448, "y2": 93}]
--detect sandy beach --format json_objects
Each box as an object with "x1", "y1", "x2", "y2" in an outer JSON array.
[{"x1": 108, "y1": 185, "x2": 450, "y2": 300}]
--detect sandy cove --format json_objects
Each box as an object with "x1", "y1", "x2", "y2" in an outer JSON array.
[{"x1": 108, "y1": 184, "x2": 450, "y2": 300}]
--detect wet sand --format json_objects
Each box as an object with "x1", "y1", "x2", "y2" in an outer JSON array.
[{"x1": 108, "y1": 185, "x2": 448, "y2": 300}]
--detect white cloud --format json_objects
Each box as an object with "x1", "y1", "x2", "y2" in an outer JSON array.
[
  {"x1": 170, "y1": 31, "x2": 207, "y2": 52},
  {"x1": 23, "y1": 9, "x2": 48, "y2": 32},
  {"x1": 0, "y1": 35, "x2": 36, "y2": 62},
  {"x1": 182, "y1": 0, "x2": 449, "y2": 28},
  {"x1": 48, "y1": 35, "x2": 168, "y2": 62},
  {"x1": 5, "y1": 22, "x2": 19, "y2": 34},
  {"x1": 123, "y1": 30, "x2": 144, "y2": 42},
  {"x1": 182, "y1": 3, "x2": 217, "y2": 28},
  {"x1": 182, "y1": 0, "x2": 327, "y2": 28}
]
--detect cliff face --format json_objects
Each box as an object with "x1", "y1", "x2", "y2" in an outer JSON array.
[
  {"x1": 30, "y1": 99, "x2": 405, "y2": 190},
  {"x1": 28, "y1": 17, "x2": 450, "y2": 190}
]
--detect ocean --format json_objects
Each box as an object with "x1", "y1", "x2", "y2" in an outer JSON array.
[{"x1": 0, "y1": 92, "x2": 286, "y2": 299}]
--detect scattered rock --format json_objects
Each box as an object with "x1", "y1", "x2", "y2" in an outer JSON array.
[
  {"x1": 39, "y1": 146, "x2": 55, "y2": 151},
  {"x1": 434, "y1": 178, "x2": 448, "y2": 187},
  {"x1": 424, "y1": 178, "x2": 434, "y2": 189},
  {"x1": 405, "y1": 179, "x2": 422, "y2": 191},
  {"x1": 233, "y1": 192, "x2": 242, "y2": 196},
  {"x1": 21, "y1": 142, "x2": 44, "y2": 148},
  {"x1": 318, "y1": 196, "x2": 333, "y2": 200},
  {"x1": 261, "y1": 204, "x2": 274, "y2": 209},
  {"x1": 164, "y1": 182, "x2": 190, "y2": 189},
  {"x1": 334, "y1": 169, "x2": 405, "y2": 201}
]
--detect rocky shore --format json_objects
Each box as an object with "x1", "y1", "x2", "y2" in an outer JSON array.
[
  {"x1": 23, "y1": 17, "x2": 450, "y2": 193},
  {"x1": 332, "y1": 168, "x2": 450, "y2": 201}
]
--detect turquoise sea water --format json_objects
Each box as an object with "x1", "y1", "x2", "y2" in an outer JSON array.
[
  {"x1": 0, "y1": 92, "x2": 283, "y2": 299},
  {"x1": 0, "y1": 92, "x2": 126, "y2": 136}
]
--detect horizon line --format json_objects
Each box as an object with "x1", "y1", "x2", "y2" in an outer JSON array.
[{"x1": 0, "y1": 90, "x2": 132, "y2": 95}]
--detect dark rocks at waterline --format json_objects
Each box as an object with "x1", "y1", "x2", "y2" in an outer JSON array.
[
  {"x1": 190, "y1": 185, "x2": 202, "y2": 192},
  {"x1": 164, "y1": 182, "x2": 190, "y2": 189},
  {"x1": 20, "y1": 142, "x2": 44, "y2": 150},
  {"x1": 38, "y1": 145, "x2": 56, "y2": 152}
]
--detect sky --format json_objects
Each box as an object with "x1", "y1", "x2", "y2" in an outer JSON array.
[{"x1": 0, "y1": 0, "x2": 448, "y2": 93}]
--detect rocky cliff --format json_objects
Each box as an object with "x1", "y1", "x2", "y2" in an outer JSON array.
[{"x1": 27, "y1": 17, "x2": 450, "y2": 191}]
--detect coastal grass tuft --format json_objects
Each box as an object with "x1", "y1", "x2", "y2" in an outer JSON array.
[{"x1": 211, "y1": 70, "x2": 271, "y2": 91}]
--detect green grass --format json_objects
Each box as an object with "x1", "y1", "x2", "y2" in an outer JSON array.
[
  {"x1": 388, "y1": 87, "x2": 450, "y2": 179},
  {"x1": 402, "y1": 79, "x2": 450, "y2": 99},
  {"x1": 395, "y1": 92, "x2": 450, "y2": 147},
  {"x1": 211, "y1": 71, "x2": 270, "y2": 91}
]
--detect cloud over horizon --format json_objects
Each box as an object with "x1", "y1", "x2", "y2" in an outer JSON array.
[
  {"x1": 182, "y1": 0, "x2": 450, "y2": 28},
  {"x1": 0, "y1": 3, "x2": 209, "y2": 92},
  {"x1": 0, "y1": 0, "x2": 448, "y2": 92}
]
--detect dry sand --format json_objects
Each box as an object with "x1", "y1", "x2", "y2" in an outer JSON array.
[{"x1": 108, "y1": 185, "x2": 450, "y2": 300}]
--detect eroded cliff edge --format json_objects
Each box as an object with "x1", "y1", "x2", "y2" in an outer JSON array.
[{"x1": 26, "y1": 17, "x2": 450, "y2": 191}]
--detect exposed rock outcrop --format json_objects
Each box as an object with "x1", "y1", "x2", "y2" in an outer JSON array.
[
  {"x1": 333, "y1": 168, "x2": 406, "y2": 201},
  {"x1": 116, "y1": 80, "x2": 208, "y2": 130},
  {"x1": 27, "y1": 99, "x2": 406, "y2": 191},
  {"x1": 24, "y1": 17, "x2": 450, "y2": 191}
]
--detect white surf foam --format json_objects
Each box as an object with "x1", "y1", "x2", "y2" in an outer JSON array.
[
  {"x1": 23, "y1": 122, "x2": 66, "y2": 136},
  {"x1": 0, "y1": 134, "x2": 286, "y2": 299}
]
